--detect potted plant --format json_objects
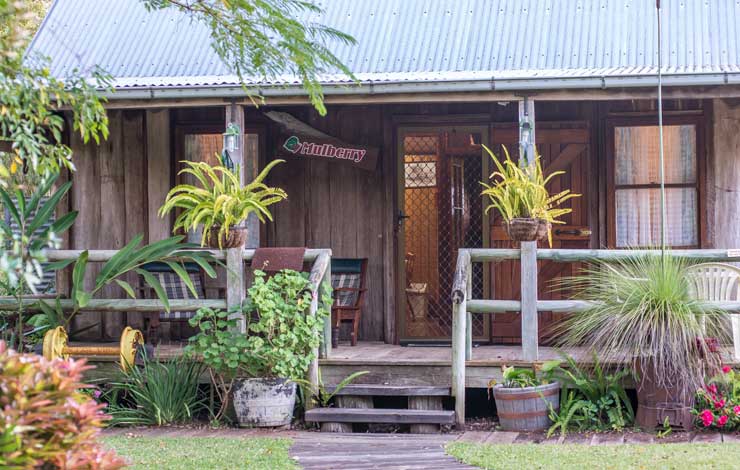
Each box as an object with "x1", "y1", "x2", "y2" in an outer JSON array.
[
  {"x1": 554, "y1": 254, "x2": 727, "y2": 430},
  {"x1": 489, "y1": 363, "x2": 561, "y2": 432},
  {"x1": 159, "y1": 159, "x2": 287, "y2": 249},
  {"x1": 480, "y1": 145, "x2": 578, "y2": 245},
  {"x1": 186, "y1": 269, "x2": 330, "y2": 426}
]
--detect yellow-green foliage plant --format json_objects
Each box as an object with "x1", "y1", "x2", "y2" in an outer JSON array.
[
  {"x1": 480, "y1": 145, "x2": 579, "y2": 245},
  {"x1": 159, "y1": 159, "x2": 287, "y2": 248}
]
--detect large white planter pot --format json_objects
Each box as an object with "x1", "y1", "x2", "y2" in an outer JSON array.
[{"x1": 231, "y1": 377, "x2": 296, "y2": 427}]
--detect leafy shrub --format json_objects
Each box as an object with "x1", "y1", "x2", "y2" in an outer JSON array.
[
  {"x1": 104, "y1": 354, "x2": 205, "y2": 426},
  {"x1": 186, "y1": 269, "x2": 331, "y2": 420},
  {"x1": 546, "y1": 353, "x2": 634, "y2": 437},
  {"x1": 0, "y1": 341, "x2": 125, "y2": 469}
]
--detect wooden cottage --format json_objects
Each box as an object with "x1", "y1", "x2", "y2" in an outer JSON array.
[{"x1": 29, "y1": 0, "x2": 740, "y2": 399}]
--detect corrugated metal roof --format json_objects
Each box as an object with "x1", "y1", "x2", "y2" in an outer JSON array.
[{"x1": 28, "y1": 0, "x2": 740, "y2": 96}]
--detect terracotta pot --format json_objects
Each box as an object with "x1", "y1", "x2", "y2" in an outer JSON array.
[
  {"x1": 504, "y1": 218, "x2": 539, "y2": 242},
  {"x1": 208, "y1": 226, "x2": 248, "y2": 249},
  {"x1": 535, "y1": 219, "x2": 551, "y2": 242}
]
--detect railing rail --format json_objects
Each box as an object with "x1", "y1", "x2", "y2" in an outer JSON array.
[
  {"x1": 1, "y1": 247, "x2": 332, "y2": 397},
  {"x1": 451, "y1": 245, "x2": 740, "y2": 428}
]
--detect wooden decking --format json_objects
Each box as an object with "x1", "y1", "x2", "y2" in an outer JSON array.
[{"x1": 81, "y1": 340, "x2": 736, "y2": 387}]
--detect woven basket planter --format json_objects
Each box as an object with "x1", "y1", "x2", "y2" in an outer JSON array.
[
  {"x1": 536, "y1": 219, "x2": 552, "y2": 242},
  {"x1": 208, "y1": 226, "x2": 248, "y2": 249},
  {"x1": 492, "y1": 381, "x2": 560, "y2": 432},
  {"x1": 503, "y1": 218, "x2": 539, "y2": 242}
]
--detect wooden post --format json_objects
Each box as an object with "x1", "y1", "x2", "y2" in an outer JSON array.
[
  {"x1": 451, "y1": 250, "x2": 470, "y2": 428},
  {"x1": 307, "y1": 251, "x2": 331, "y2": 408},
  {"x1": 226, "y1": 248, "x2": 246, "y2": 333},
  {"x1": 520, "y1": 241, "x2": 539, "y2": 361},
  {"x1": 225, "y1": 103, "x2": 259, "y2": 249},
  {"x1": 321, "y1": 261, "x2": 332, "y2": 359},
  {"x1": 518, "y1": 97, "x2": 536, "y2": 166},
  {"x1": 465, "y1": 254, "x2": 473, "y2": 361}
]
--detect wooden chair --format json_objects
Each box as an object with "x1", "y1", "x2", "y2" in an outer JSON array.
[
  {"x1": 330, "y1": 258, "x2": 367, "y2": 347},
  {"x1": 138, "y1": 262, "x2": 208, "y2": 344},
  {"x1": 686, "y1": 262, "x2": 740, "y2": 360}
]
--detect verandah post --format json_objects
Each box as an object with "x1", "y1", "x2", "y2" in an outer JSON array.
[
  {"x1": 520, "y1": 241, "x2": 539, "y2": 361},
  {"x1": 451, "y1": 249, "x2": 470, "y2": 428},
  {"x1": 224, "y1": 103, "x2": 248, "y2": 332}
]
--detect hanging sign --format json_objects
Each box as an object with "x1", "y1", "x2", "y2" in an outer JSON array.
[{"x1": 278, "y1": 133, "x2": 379, "y2": 171}]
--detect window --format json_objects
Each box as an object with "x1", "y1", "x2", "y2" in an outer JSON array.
[{"x1": 611, "y1": 122, "x2": 700, "y2": 248}]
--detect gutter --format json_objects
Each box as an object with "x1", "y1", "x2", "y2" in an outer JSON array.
[{"x1": 101, "y1": 72, "x2": 740, "y2": 100}]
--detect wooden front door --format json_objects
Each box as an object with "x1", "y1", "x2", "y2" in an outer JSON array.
[{"x1": 490, "y1": 122, "x2": 594, "y2": 344}]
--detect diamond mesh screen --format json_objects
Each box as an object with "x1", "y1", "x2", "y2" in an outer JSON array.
[{"x1": 402, "y1": 133, "x2": 486, "y2": 340}]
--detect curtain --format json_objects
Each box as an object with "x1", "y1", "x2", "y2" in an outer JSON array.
[{"x1": 615, "y1": 125, "x2": 697, "y2": 247}]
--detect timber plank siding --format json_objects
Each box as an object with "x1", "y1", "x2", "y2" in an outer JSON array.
[{"x1": 63, "y1": 98, "x2": 740, "y2": 343}]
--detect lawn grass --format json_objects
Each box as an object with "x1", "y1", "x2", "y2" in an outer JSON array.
[
  {"x1": 447, "y1": 441, "x2": 740, "y2": 470},
  {"x1": 103, "y1": 436, "x2": 296, "y2": 470}
]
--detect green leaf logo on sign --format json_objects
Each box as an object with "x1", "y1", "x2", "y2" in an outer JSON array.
[{"x1": 283, "y1": 135, "x2": 301, "y2": 153}]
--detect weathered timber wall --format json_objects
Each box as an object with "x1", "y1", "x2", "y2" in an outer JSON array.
[
  {"x1": 712, "y1": 99, "x2": 740, "y2": 249},
  {"x1": 68, "y1": 110, "x2": 149, "y2": 339}
]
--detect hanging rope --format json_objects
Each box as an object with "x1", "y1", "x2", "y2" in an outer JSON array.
[{"x1": 657, "y1": 0, "x2": 667, "y2": 254}]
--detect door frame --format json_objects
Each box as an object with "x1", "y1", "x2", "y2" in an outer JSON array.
[{"x1": 395, "y1": 123, "x2": 491, "y2": 343}]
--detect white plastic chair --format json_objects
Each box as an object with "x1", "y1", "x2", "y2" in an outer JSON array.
[{"x1": 686, "y1": 263, "x2": 740, "y2": 360}]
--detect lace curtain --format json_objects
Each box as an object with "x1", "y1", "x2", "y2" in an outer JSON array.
[{"x1": 615, "y1": 125, "x2": 698, "y2": 247}]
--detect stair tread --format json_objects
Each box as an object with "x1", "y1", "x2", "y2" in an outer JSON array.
[
  {"x1": 305, "y1": 408, "x2": 455, "y2": 425},
  {"x1": 326, "y1": 384, "x2": 451, "y2": 396}
]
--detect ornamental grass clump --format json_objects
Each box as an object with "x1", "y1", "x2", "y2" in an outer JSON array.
[
  {"x1": 0, "y1": 341, "x2": 125, "y2": 469},
  {"x1": 553, "y1": 253, "x2": 727, "y2": 399}
]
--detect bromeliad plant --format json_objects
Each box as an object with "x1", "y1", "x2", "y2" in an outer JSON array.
[
  {"x1": 480, "y1": 145, "x2": 579, "y2": 245},
  {"x1": 158, "y1": 159, "x2": 287, "y2": 248},
  {"x1": 186, "y1": 269, "x2": 331, "y2": 421}
]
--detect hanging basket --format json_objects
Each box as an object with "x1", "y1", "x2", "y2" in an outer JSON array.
[
  {"x1": 208, "y1": 226, "x2": 248, "y2": 249},
  {"x1": 535, "y1": 219, "x2": 552, "y2": 242},
  {"x1": 504, "y1": 218, "x2": 539, "y2": 242}
]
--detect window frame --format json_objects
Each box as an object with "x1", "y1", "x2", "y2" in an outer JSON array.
[{"x1": 606, "y1": 115, "x2": 707, "y2": 249}]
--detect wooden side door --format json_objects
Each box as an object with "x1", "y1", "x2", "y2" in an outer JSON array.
[{"x1": 489, "y1": 122, "x2": 593, "y2": 344}]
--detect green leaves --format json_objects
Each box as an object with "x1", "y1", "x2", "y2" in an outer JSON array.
[
  {"x1": 186, "y1": 269, "x2": 329, "y2": 382},
  {"x1": 159, "y1": 160, "x2": 287, "y2": 248},
  {"x1": 144, "y1": 0, "x2": 356, "y2": 117}
]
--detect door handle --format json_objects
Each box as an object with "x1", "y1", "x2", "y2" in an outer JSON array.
[
  {"x1": 397, "y1": 210, "x2": 410, "y2": 228},
  {"x1": 554, "y1": 228, "x2": 592, "y2": 237}
]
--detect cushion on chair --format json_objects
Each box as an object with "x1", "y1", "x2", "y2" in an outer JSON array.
[
  {"x1": 332, "y1": 272, "x2": 361, "y2": 307},
  {"x1": 154, "y1": 272, "x2": 204, "y2": 320}
]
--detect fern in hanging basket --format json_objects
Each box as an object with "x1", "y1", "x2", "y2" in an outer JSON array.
[
  {"x1": 480, "y1": 145, "x2": 579, "y2": 245},
  {"x1": 159, "y1": 159, "x2": 287, "y2": 248}
]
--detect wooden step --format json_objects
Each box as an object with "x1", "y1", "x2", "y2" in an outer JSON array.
[
  {"x1": 325, "y1": 384, "x2": 450, "y2": 396},
  {"x1": 305, "y1": 408, "x2": 455, "y2": 425}
]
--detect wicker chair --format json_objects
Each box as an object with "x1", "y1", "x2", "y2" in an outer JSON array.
[
  {"x1": 686, "y1": 262, "x2": 740, "y2": 360},
  {"x1": 330, "y1": 258, "x2": 367, "y2": 347}
]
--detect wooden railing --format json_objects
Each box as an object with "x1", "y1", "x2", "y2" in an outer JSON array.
[
  {"x1": 1, "y1": 247, "x2": 332, "y2": 395},
  {"x1": 451, "y1": 243, "x2": 740, "y2": 427}
]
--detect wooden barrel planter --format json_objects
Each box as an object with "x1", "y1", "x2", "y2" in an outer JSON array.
[{"x1": 492, "y1": 382, "x2": 560, "y2": 432}]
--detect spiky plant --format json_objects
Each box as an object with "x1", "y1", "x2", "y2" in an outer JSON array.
[
  {"x1": 480, "y1": 145, "x2": 578, "y2": 245},
  {"x1": 553, "y1": 253, "x2": 727, "y2": 399},
  {"x1": 159, "y1": 159, "x2": 287, "y2": 248}
]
